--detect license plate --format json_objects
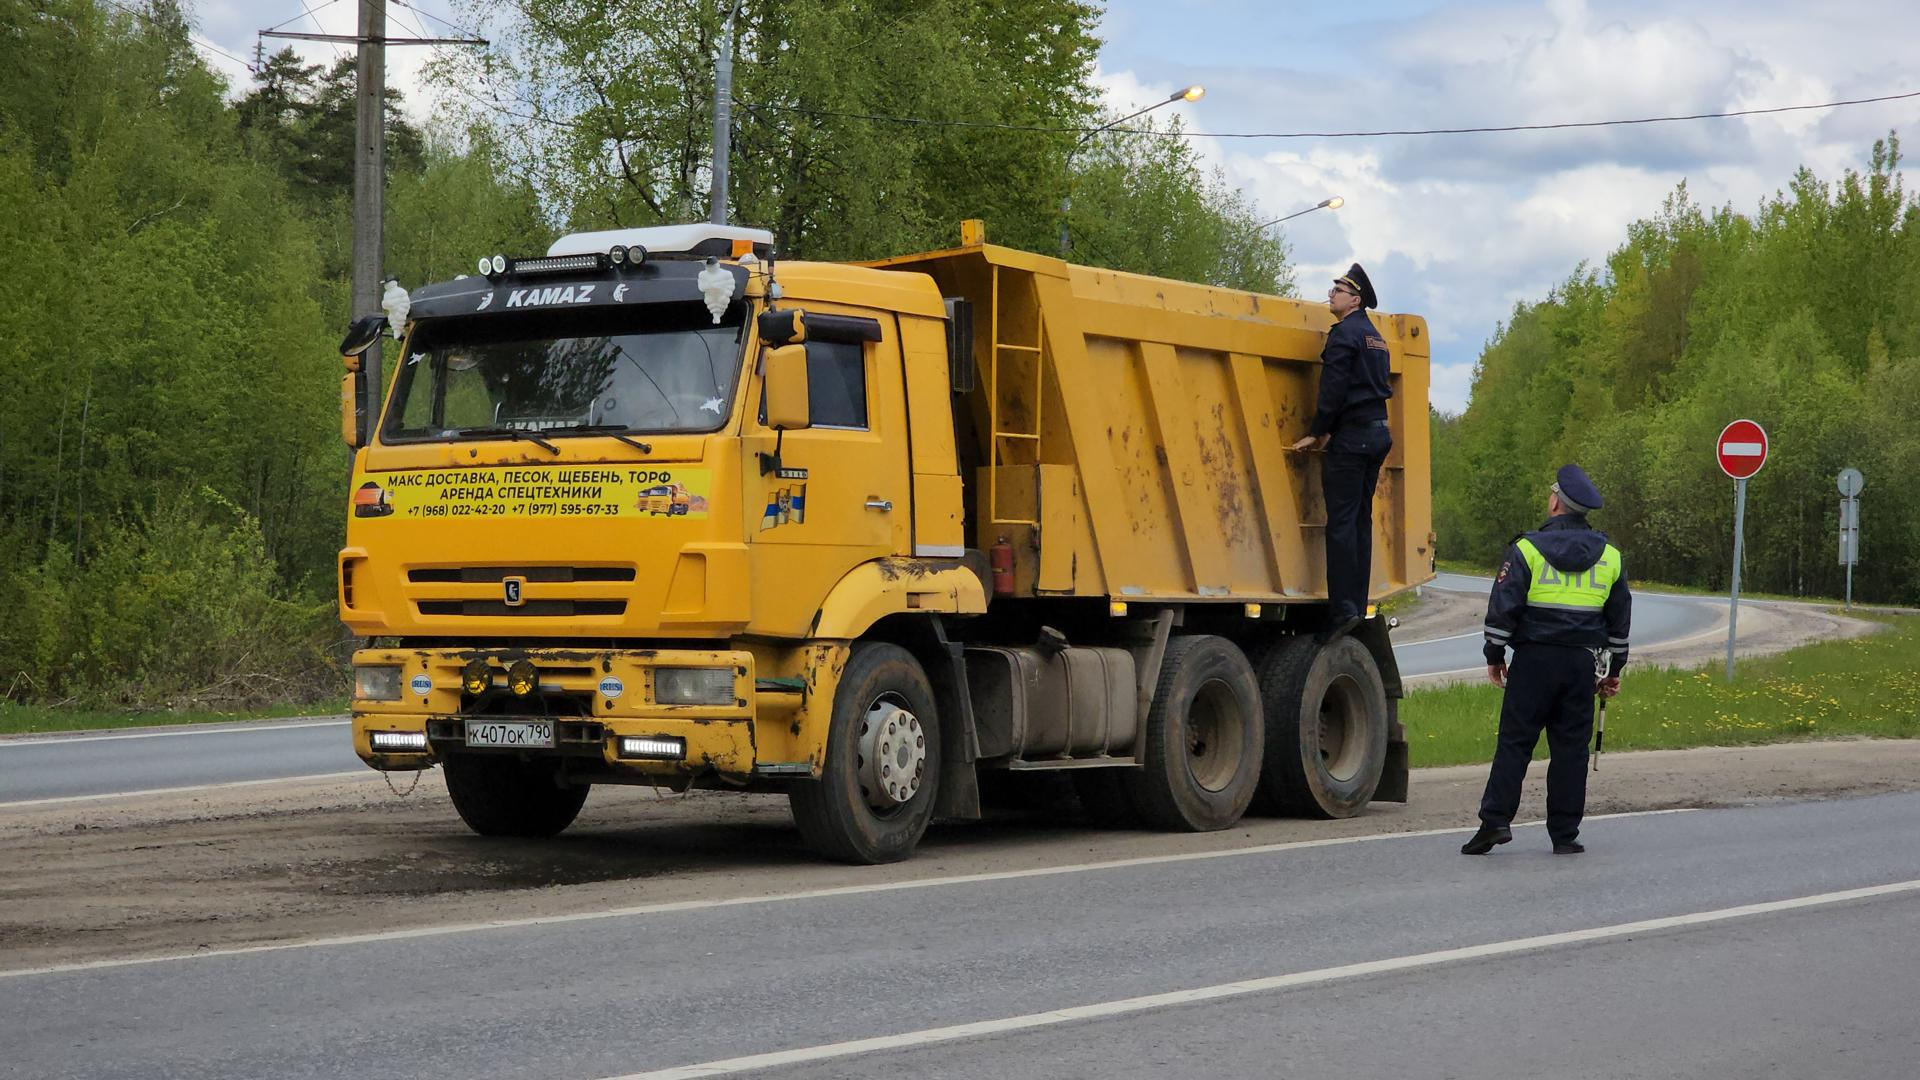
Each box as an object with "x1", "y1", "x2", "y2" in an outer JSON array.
[{"x1": 464, "y1": 720, "x2": 555, "y2": 748}]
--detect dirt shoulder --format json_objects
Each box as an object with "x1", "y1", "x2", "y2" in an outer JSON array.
[{"x1": 5, "y1": 739, "x2": 1918, "y2": 973}]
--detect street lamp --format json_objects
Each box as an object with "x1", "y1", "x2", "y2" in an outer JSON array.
[
  {"x1": 1059, "y1": 85, "x2": 1206, "y2": 257},
  {"x1": 1258, "y1": 195, "x2": 1344, "y2": 230}
]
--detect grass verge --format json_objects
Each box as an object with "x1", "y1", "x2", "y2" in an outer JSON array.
[
  {"x1": 0, "y1": 699, "x2": 348, "y2": 737},
  {"x1": 1401, "y1": 615, "x2": 1920, "y2": 767}
]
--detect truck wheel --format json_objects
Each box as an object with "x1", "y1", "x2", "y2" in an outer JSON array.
[
  {"x1": 1251, "y1": 635, "x2": 1388, "y2": 818},
  {"x1": 789, "y1": 642, "x2": 942, "y2": 864},
  {"x1": 442, "y1": 754, "x2": 589, "y2": 837},
  {"x1": 1122, "y1": 635, "x2": 1263, "y2": 831}
]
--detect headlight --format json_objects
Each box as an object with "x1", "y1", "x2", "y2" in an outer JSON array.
[
  {"x1": 653, "y1": 667, "x2": 735, "y2": 705},
  {"x1": 355, "y1": 665, "x2": 403, "y2": 701}
]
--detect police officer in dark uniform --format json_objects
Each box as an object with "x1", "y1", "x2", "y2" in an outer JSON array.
[
  {"x1": 1462, "y1": 464, "x2": 1632, "y2": 855},
  {"x1": 1289, "y1": 263, "x2": 1393, "y2": 636}
]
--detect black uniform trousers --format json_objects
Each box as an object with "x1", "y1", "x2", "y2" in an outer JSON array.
[
  {"x1": 1477, "y1": 642, "x2": 1597, "y2": 844},
  {"x1": 1321, "y1": 421, "x2": 1392, "y2": 621}
]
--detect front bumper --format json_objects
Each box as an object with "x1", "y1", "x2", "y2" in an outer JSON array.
[{"x1": 351, "y1": 647, "x2": 787, "y2": 782}]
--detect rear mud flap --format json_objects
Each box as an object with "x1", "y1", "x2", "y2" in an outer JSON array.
[{"x1": 1375, "y1": 739, "x2": 1409, "y2": 802}]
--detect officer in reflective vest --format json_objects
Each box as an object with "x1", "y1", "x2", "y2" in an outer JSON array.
[{"x1": 1462, "y1": 464, "x2": 1632, "y2": 855}]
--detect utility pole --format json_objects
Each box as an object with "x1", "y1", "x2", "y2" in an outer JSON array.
[
  {"x1": 352, "y1": 0, "x2": 387, "y2": 405},
  {"x1": 710, "y1": 1, "x2": 740, "y2": 225},
  {"x1": 260, "y1": 4, "x2": 486, "y2": 426}
]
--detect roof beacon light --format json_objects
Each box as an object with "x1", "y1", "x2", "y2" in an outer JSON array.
[{"x1": 546, "y1": 223, "x2": 772, "y2": 261}]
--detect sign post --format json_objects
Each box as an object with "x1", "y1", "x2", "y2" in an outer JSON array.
[
  {"x1": 1717, "y1": 420, "x2": 1769, "y2": 680},
  {"x1": 1838, "y1": 467, "x2": 1863, "y2": 609}
]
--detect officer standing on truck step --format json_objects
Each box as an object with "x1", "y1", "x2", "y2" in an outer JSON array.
[
  {"x1": 1289, "y1": 263, "x2": 1392, "y2": 638},
  {"x1": 1462, "y1": 464, "x2": 1632, "y2": 856}
]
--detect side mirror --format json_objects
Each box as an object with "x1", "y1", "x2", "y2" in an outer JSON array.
[
  {"x1": 341, "y1": 371, "x2": 366, "y2": 448},
  {"x1": 757, "y1": 308, "x2": 807, "y2": 346},
  {"x1": 764, "y1": 344, "x2": 811, "y2": 431},
  {"x1": 340, "y1": 315, "x2": 388, "y2": 361}
]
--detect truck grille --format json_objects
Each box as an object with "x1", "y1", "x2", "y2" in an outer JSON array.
[
  {"x1": 408, "y1": 564, "x2": 635, "y2": 618},
  {"x1": 409, "y1": 566, "x2": 636, "y2": 583},
  {"x1": 417, "y1": 599, "x2": 627, "y2": 617}
]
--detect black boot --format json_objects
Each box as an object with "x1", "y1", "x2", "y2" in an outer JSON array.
[
  {"x1": 1553, "y1": 840, "x2": 1585, "y2": 855},
  {"x1": 1460, "y1": 824, "x2": 1512, "y2": 855}
]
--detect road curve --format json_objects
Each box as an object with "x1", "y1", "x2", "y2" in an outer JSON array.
[{"x1": 1391, "y1": 571, "x2": 1725, "y2": 680}]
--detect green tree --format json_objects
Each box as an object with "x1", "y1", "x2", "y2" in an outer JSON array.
[{"x1": 1436, "y1": 133, "x2": 1920, "y2": 603}]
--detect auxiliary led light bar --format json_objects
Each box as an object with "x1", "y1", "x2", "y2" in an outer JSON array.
[
  {"x1": 370, "y1": 730, "x2": 429, "y2": 752},
  {"x1": 617, "y1": 736, "x2": 687, "y2": 761}
]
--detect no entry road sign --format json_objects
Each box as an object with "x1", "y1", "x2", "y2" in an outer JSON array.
[{"x1": 1717, "y1": 419, "x2": 1768, "y2": 480}]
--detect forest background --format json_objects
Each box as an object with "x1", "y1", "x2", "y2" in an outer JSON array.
[{"x1": 0, "y1": 0, "x2": 1911, "y2": 710}]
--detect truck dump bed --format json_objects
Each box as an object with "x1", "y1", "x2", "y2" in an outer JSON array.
[{"x1": 869, "y1": 241, "x2": 1433, "y2": 605}]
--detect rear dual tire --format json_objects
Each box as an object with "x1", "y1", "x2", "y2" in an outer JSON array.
[
  {"x1": 1251, "y1": 635, "x2": 1389, "y2": 818},
  {"x1": 1121, "y1": 635, "x2": 1264, "y2": 831}
]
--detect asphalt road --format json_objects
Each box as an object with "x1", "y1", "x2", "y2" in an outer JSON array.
[
  {"x1": 6, "y1": 792, "x2": 1917, "y2": 1079},
  {"x1": 0, "y1": 719, "x2": 358, "y2": 805},
  {"x1": 0, "y1": 574, "x2": 1727, "y2": 804}
]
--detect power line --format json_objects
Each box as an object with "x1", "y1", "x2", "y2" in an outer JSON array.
[
  {"x1": 390, "y1": 0, "x2": 483, "y2": 42},
  {"x1": 386, "y1": 0, "x2": 433, "y2": 42},
  {"x1": 294, "y1": 0, "x2": 349, "y2": 62},
  {"x1": 97, "y1": 0, "x2": 259, "y2": 72},
  {"x1": 737, "y1": 88, "x2": 1920, "y2": 140}
]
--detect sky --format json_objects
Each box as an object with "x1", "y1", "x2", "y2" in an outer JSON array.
[{"x1": 187, "y1": 0, "x2": 1920, "y2": 413}]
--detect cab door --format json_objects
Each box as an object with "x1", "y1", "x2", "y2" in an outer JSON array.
[{"x1": 744, "y1": 306, "x2": 912, "y2": 636}]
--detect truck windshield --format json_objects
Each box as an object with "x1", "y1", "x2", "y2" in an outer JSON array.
[{"x1": 382, "y1": 301, "x2": 745, "y2": 441}]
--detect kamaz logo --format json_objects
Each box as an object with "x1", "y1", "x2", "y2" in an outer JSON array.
[
  {"x1": 503, "y1": 577, "x2": 525, "y2": 606},
  {"x1": 506, "y1": 284, "x2": 596, "y2": 308}
]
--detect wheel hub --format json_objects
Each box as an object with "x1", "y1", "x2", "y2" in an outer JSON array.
[{"x1": 857, "y1": 699, "x2": 927, "y2": 810}]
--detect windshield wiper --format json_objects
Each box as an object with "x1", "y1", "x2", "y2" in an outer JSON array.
[
  {"x1": 542, "y1": 424, "x2": 654, "y2": 453},
  {"x1": 456, "y1": 426, "x2": 561, "y2": 455}
]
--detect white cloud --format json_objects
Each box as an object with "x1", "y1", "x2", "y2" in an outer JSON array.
[{"x1": 1097, "y1": 0, "x2": 1920, "y2": 411}]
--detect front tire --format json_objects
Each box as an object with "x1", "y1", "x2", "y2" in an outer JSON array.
[
  {"x1": 789, "y1": 643, "x2": 942, "y2": 864},
  {"x1": 1122, "y1": 635, "x2": 1263, "y2": 831},
  {"x1": 442, "y1": 754, "x2": 588, "y2": 838},
  {"x1": 1251, "y1": 635, "x2": 1389, "y2": 818}
]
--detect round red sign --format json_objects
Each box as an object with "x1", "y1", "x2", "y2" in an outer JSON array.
[{"x1": 1717, "y1": 419, "x2": 1768, "y2": 480}]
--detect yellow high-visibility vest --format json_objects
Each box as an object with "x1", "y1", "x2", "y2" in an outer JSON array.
[{"x1": 1515, "y1": 537, "x2": 1621, "y2": 611}]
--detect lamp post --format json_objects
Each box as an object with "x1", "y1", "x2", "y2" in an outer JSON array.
[
  {"x1": 1258, "y1": 195, "x2": 1344, "y2": 230},
  {"x1": 1059, "y1": 84, "x2": 1205, "y2": 257}
]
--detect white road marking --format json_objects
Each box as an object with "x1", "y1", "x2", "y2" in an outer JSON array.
[
  {"x1": 1394, "y1": 629, "x2": 1487, "y2": 647},
  {"x1": 604, "y1": 877, "x2": 1920, "y2": 1080},
  {"x1": 0, "y1": 808, "x2": 1693, "y2": 979},
  {"x1": 0, "y1": 772, "x2": 373, "y2": 809},
  {"x1": 0, "y1": 719, "x2": 349, "y2": 748}
]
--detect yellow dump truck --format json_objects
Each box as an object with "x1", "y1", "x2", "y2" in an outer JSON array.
[{"x1": 339, "y1": 221, "x2": 1432, "y2": 863}]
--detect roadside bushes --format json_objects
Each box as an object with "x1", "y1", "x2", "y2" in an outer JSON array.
[{"x1": 0, "y1": 494, "x2": 342, "y2": 709}]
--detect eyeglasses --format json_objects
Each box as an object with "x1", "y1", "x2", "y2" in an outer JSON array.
[{"x1": 1329, "y1": 285, "x2": 1358, "y2": 297}]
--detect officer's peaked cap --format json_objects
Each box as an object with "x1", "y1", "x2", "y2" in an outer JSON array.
[
  {"x1": 1554, "y1": 463, "x2": 1603, "y2": 512},
  {"x1": 1335, "y1": 263, "x2": 1377, "y2": 310}
]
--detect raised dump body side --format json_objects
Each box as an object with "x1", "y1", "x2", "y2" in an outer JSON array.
[{"x1": 868, "y1": 241, "x2": 1434, "y2": 606}]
